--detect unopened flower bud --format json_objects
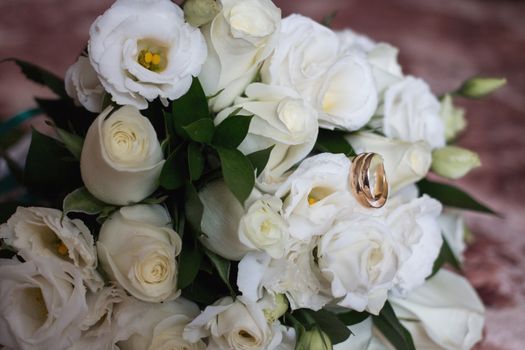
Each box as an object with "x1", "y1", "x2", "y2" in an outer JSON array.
[
  {"x1": 183, "y1": 0, "x2": 221, "y2": 27},
  {"x1": 431, "y1": 146, "x2": 481, "y2": 179},
  {"x1": 457, "y1": 76, "x2": 506, "y2": 99},
  {"x1": 440, "y1": 94, "x2": 466, "y2": 141},
  {"x1": 297, "y1": 328, "x2": 332, "y2": 350}
]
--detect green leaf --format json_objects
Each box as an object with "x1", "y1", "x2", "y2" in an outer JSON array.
[
  {"x1": 55, "y1": 127, "x2": 84, "y2": 160},
  {"x1": 187, "y1": 143, "x2": 205, "y2": 182},
  {"x1": 217, "y1": 147, "x2": 255, "y2": 204},
  {"x1": 63, "y1": 187, "x2": 110, "y2": 216},
  {"x1": 159, "y1": 145, "x2": 187, "y2": 190},
  {"x1": 429, "y1": 235, "x2": 462, "y2": 278},
  {"x1": 4, "y1": 59, "x2": 67, "y2": 98},
  {"x1": 321, "y1": 11, "x2": 338, "y2": 28},
  {"x1": 182, "y1": 118, "x2": 215, "y2": 144},
  {"x1": 185, "y1": 183, "x2": 204, "y2": 236},
  {"x1": 213, "y1": 114, "x2": 253, "y2": 148},
  {"x1": 247, "y1": 145, "x2": 274, "y2": 177},
  {"x1": 417, "y1": 179, "x2": 496, "y2": 214},
  {"x1": 337, "y1": 310, "x2": 371, "y2": 326},
  {"x1": 172, "y1": 77, "x2": 210, "y2": 126},
  {"x1": 177, "y1": 241, "x2": 203, "y2": 289},
  {"x1": 205, "y1": 249, "x2": 235, "y2": 296},
  {"x1": 293, "y1": 309, "x2": 351, "y2": 345},
  {"x1": 373, "y1": 301, "x2": 416, "y2": 350},
  {"x1": 36, "y1": 98, "x2": 96, "y2": 135},
  {"x1": 24, "y1": 129, "x2": 82, "y2": 199},
  {"x1": 315, "y1": 129, "x2": 356, "y2": 157}
]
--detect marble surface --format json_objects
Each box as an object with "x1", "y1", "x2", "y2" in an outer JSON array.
[{"x1": 1, "y1": 0, "x2": 524, "y2": 348}]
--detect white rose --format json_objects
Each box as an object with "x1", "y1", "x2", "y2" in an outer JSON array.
[
  {"x1": 88, "y1": 0, "x2": 207, "y2": 109},
  {"x1": 337, "y1": 29, "x2": 376, "y2": 53},
  {"x1": 199, "y1": 180, "x2": 252, "y2": 260},
  {"x1": 317, "y1": 213, "x2": 400, "y2": 314},
  {"x1": 200, "y1": 0, "x2": 281, "y2": 111},
  {"x1": 386, "y1": 194, "x2": 443, "y2": 296},
  {"x1": 0, "y1": 206, "x2": 103, "y2": 292},
  {"x1": 238, "y1": 195, "x2": 290, "y2": 259},
  {"x1": 0, "y1": 256, "x2": 88, "y2": 350},
  {"x1": 390, "y1": 270, "x2": 484, "y2": 350},
  {"x1": 333, "y1": 317, "x2": 386, "y2": 350},
  {"x1": 184, "y1": 296, "x2": 285, "y2": 350},
  {"x1": 65, "y1": 56, "x2": 105, "y2": 113},
  {"x1": 80, "y1": 105, "x2": 165, "y2": 205},
  {"x1": 115, "y1": 297, "x2": 205, "y2": 350},
  {"x1": 383, "y1": 76, "x2": 445, "y2": 149},
  {"x1": 263, "y1": 15, "x2": 377, "y2": 131},
  {"x1": 238, "y1": 248, "x2": 331, "y2": 311},
  {"x1": 275, "y1": 153, "x2": 354, "y2": 240},
  {"x1": 68, "y1": 285, "x2": 126, "y2": 350},
  {"x1": 438, "y1": 211, "x2": 467, "y2": 262},
  {"x1": 97, "y1": 204, "x2": 182, "y2": 302},
  {"x1": 216, "y1": 83, "x2": 318, "y2": 192},
  {"x1": 347, "y1": 132, "x2": 432, "y2": 193}
]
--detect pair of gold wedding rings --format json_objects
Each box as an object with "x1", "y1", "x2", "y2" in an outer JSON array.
[{"x1": 350, "y1": 153, "x2": 389, "y2": 209}]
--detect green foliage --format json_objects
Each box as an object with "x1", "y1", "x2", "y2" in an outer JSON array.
[
  {"x1": 4, "y1": 59, "x2": 67, "y2": 98},
  {"x1": 429, "y1": 235, "x2": 462, "y2": 278},
  {"x1": 184, "y1": 183, "x2": 204, "y2": 236},
  {"x1": 337, "y1": 310, "x2": 370, "y2": 326},
  {"x1": 315, "y1": 129, "x2": 356, "y2": 157},
  {"x1": 247, "y1": 145, "x2": 274, "y2": 177},
  {"x1": 291, "y1": 309, "x2": 352, "y2": 345},
  {"x1": 217, "y1": 147, "x2": 255, "y2": 204},
  {"x1": 177, "y1": 240, "x2": 203, "y2": 290},
  {"x1": 36, "y1": 98, "x2": 96, "y2": 136},
  {"x1": 187, "y1": 143, "x2": 205, "y2": 181},
  {"x1": 182, "y1": 118, "x2": 215, "y2": 144},
  {"x1": 373, "y1": 301, "x2": 416, "y2": 350},
  {"x1": 55, "y1": 127, "x2": 84, "y2": 160},
  {"x1": 62, "y1": 187, "x2": 110, "y2": 217},
  {"x1": 205, "y1": 249, "x2": 235, "y2": 297},
  {"x1": 213, "y1": 113, "x2": 253, "y2": 148},
  {"x1": 417, "y1": 179, "x2": 496, "y2": 214},
  {"x1": 159, "y1": 145, "x2": 187, "y2": 190}
]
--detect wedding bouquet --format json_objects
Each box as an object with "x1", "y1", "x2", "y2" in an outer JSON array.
[{"x1": 0, "y1": 0, "x2": 506, "y2": 349}]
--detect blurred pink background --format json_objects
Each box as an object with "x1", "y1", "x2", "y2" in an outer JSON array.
[{"x1": 1, "y1": 0, "x2": 525, "y2": 348}]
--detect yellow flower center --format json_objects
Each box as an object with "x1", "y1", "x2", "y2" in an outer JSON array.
[
  {"x1": 308, "y1": 196, "x2": 318, "y2": 206},
  {"x1": 138, "y1": 49, "x2": 164, "y2": 71},
  {"x1": 57, "y1": 242, "x2": 69, "y2": 256}
]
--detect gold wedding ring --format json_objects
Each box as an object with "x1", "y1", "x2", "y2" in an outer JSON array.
[{"x1": 350, "y1": 153, "x2": 389, "y2": 209}]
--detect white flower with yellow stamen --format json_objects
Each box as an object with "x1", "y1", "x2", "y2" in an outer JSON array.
[
  {"x1": 88, "y1": 0, "x2": 207, "y2": 109},
  {"x1": 0, "y1": 206, "x2": 103, "y2": 292}
]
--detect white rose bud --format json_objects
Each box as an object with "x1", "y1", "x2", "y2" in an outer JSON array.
[
  {"x1": 97, "y1": 204, "x2": 182, "y2": 303},
  {"x1": 65, "y1": 56, "x2": 105, "y2": 113},
  {"x1": 440, "y1": 94, "x2": 467, "y2": 141},
  {"x1": 80, "y1": 105, "x2": 165, "y2": 206},
  {"x1": 296, "y1": 328, "x2": 331, "y2": 350},
  {"x1": 390, "y1": 270, "x2": 484, "y2": 350},
  {"x1": 238, "y1": 195, "x2": 290, "y2": 259},
  {"x1": 183, "y1": 0, "x2": 221, "y2": 27},
  {"x1": 317, "y1": 213, "x2": 400, "y2": 314},
  {"x1": 457, "y1": 76, "x2": 506, "y2": 99},
  {"x1": 347, "y1": 132, "x2": 432, "y2": 193},
  {"x1": 0, "y1": 206, "x2": 103, "y2": 292},
  {"x1": 383, "y1": 76, "x2": 445, "y2": 149},
  {"x1": 431, "y1": 146, "x2": 481, "y2": 179},
  {"x1": 438, "y1": 211, "x2": 467, "y2": 262},
  {"x1": 115, "y1": 297, "x2": 205, "y2": 350},
  {"x1": 0, "y1": 256, "x2": 88, "y2": 350},
  {"x1": 199, "y1": 0, "x2": 281, "y2": 111},
  {"x1": 88, "y1": 0, "x2": 207, "y2": 109},
  {"x1": 183, "y1": 296, "x2": 283, "y2": 350}
]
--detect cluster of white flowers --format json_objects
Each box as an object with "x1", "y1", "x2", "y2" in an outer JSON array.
[{"x1": 0, "y1": 0, "x2": 488, "y2": 349}]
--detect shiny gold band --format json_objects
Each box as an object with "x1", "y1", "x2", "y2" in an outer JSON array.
[{"x1": 350, "y1": 153, "x2": 389, "y2": 209}]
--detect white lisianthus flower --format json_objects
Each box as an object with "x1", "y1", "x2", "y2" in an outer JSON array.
[
  {"x1": 347, "y1": 132, "x2": 432, "y2": 193},
  {"x1": 216, "y1": 83, "x2": 318, "y2": 192},
  {"x1": 80, "y1": 105, "x2": 165, "y2": 206},
  {"x1": 0, "y1": 256, "x2": 88, "y2": 350},
  {"x1": 317, "y1": 213, "x2": 400, "y2": 314},
  {"x1": 68, "y1": 285, "x2": 126, "y2": 350},
  {"x1": 114, "y1": 297, "x2": 205, "y2": 350},
  {"x1": 97, "y1": 204, "x2": 182, "y2": 303},
  {"x1": 440, "y1": 94, "x2": 467, "y2": 142},
  {"x1": 65, "y1": 56, "x2": 105, "y2": 113},
  {"x1": 390, "y1": 270, "x2": 485, "y2": 350},
  {"x1": 238, "y1": 195, "x2": 290, "y2": 259},
  {"x1": 88, "y1": 0, "x2": 207, "y2": 109},
  {"x1": 262, "y1": 15, "x2": 377, "y2": 131},
  {"x1": 383, "y1": 76, "x2": 445, "y2": 149},
  {"x1": 275, "y1": 153, "x2": 354, "y2": 240},
  {"x1": 0, "y1": 206, "x2": 103, "y2": 292},
  {"x1": 238, "y1": 248, "x2": 332, "y2": 311},
  {"x1": 438, "y1": 211, "x2": 467, "y2": 262},
  {"x1": 199, "y1": 180, "x2": 253, "y2": 260},
  {"x1": 387, "y1": 194, "x2": 443, "y2": 296},
  {"x1": 183, "y1": 296, "x2": 285, "y2": 350},
  {"x1": 199, "y1": 0, "x2": 281, "y2": 111}
]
